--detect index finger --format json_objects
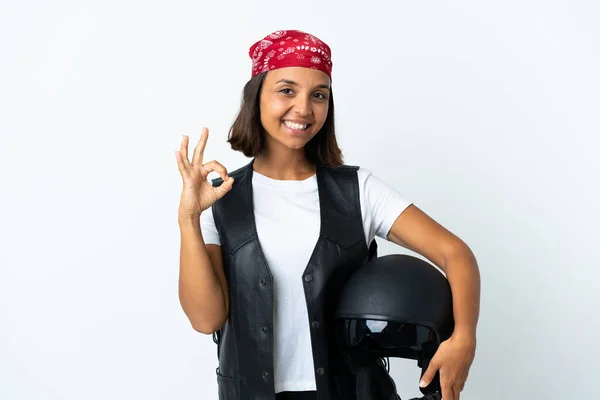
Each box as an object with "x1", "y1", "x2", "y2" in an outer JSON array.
[{"x1": 191, "y1": 127, "x2": 209, "y2": 166}]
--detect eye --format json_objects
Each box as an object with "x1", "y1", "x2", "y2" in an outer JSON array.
[
  {"x1": 314, "y1": 92, "x2": 327, "y2": 100},
  {"x1": 279, "y1": 88, "x2": 293, "y2": 95}
]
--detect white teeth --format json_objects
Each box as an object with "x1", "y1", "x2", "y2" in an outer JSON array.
[{"x1": 284, "y1": 121, "x2": 308, "y2": 130}]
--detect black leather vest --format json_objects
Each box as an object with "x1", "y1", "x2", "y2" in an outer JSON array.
[{"x1": 210, "y1": 159, "x2": 377, "y2": 400}]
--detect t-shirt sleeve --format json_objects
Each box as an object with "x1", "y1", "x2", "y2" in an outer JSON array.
[
  {"x1": 199, "y1": 205, "x2": 222, "y2": 246},
  {"x1": 358, "y1": 167, "x2": 413, "y2": 242}
]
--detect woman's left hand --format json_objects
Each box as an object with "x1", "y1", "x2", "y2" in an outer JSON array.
[{"x1": 418, "y1": 332, "x2": 476, "y2": 400}]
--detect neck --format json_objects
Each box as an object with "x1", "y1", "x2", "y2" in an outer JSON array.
[{"x1": 253, "y1": 149, "x2": 316, "y2": 181}]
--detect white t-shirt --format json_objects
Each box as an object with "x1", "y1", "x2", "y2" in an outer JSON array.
[{"x1": 200, "y1": 167, "x2": 412, "y2": 393}]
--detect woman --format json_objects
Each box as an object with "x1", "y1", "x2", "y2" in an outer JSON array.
[{"x1": 175, "y1": 30, "x2": 480, "y2": 400}]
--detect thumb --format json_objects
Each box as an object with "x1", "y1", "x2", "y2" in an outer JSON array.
[
  {"x1": 217, "y1": 176, "x2": 234, "y2": 195},
  {"x1": 419, "y1": 359, "x2": 439, "y2": 388}
]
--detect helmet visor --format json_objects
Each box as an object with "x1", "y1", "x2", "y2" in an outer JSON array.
[{"x1": 339, "y1": 319, "x2": 434, "y2": 349}]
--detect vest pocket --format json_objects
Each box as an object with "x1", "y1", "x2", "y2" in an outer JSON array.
[{"x1": 216, "y1": 368, "x2": 242, "y2": 399}]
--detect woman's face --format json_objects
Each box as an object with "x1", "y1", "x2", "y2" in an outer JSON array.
[{"x1": 259, "y1": 67, "x2": 331, "y2": 152}]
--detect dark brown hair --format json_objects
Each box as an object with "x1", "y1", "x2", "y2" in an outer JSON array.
[{"x1": 227, "y1": 72, "x2": 344, "y2": 167}]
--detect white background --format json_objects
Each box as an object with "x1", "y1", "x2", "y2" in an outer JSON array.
[{"x1": 1, "y1": 0, "x2": 599, "y2": 399}]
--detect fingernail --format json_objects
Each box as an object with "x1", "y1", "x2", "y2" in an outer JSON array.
[{"x1": 419, "y1": 380, "x2": 426, "y2": 387}]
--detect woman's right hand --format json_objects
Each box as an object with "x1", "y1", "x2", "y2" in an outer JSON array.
[{"x1": 175, "y1": 127, "x2": 234, "y2": 218}]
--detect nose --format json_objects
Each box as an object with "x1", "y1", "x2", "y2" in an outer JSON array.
[{"x1": 293, "y1": 95, "x2": 312, "y2": 117}]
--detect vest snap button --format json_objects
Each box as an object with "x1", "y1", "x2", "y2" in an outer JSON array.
[
  {"x1": 260, "y1": 279, "x2": 266, "y2": 286},
  {"x1": 311, "y1": 321, "x2": 320, "y2": 329},
  {"x1": 261, "y1": 326, "x2": 268, "y2": 333},
  {"x1": 262, "y1": 372, "x2": 269, "y2": 380},
  {"x1": 304, "y1": 274, "x2": 313, "y2": 282},
  {"x1": 316, "y1": 367, "x2": 325, "y2": 376}
]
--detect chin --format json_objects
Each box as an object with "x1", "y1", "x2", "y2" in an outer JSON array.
[
  {"x1": 275, "y1": 137, "x2": 307, "y2": 150},
  {"x1": 286, "y1": 142, "x2": 308, "y2": 150}
]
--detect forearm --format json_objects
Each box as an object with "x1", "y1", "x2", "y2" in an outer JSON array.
[
  {"x1": 178, "y1": 215, "x2": 227, "y2": 334},
  {"x1": 444, "y1": 246, "x2": 480, "y2": 339}
]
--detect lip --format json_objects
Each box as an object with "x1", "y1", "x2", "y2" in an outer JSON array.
[
  {"x1": 283, "y1": 119, "x2": 312, "y2": 124},
  {"x1": 282, "y1": 120, "x2": 312, "y2": 134}
]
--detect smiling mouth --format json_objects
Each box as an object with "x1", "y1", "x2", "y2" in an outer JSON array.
[{"x1": 283, "y1": 120, "x2": 311, "y2": 131}]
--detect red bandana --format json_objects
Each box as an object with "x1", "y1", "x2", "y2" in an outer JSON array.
[{"x1": 249, "y1": 30, "x2": 333, "y2": 79}]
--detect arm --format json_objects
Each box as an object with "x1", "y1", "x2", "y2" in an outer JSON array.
[
  {"x1": 387, "y1": 204, "x2": 480, "y2": 338},
  {"x1": 178, "y1": 215, "x2": 229, "y2": 334},
  {"x1": 387, "y1": 204, "x2": 479, "y2": 397}
]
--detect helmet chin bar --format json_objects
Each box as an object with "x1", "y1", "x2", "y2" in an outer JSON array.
[{"x1": 341, "y1": 345, "x2": 443, "y2": 400}]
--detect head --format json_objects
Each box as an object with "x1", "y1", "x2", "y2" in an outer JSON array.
[{"x1": 227, "y1": 30, "x2": 343, "y2": 166}]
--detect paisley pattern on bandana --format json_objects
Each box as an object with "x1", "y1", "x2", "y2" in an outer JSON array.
[{"x1": 248, "y1": 30, "x2": 333, "y2": 78}]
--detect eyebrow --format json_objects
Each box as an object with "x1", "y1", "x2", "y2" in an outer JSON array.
[{"x1": 275, "y1": 79, "x2": 330, "y2": 91}]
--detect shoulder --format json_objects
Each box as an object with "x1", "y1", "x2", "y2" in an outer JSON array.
[
  {"x1": 356, "y1": 166, "x2": 373, "y2": 181},
  {"x1": 320, "y1": 163, "x2": 360, "y2": 178},
  {"x1": 355, "y1": 166, "x2": 408, "y2": 201},
  {"x1": 329, "y1": 164, "x2": 360, "y2": 171},
  {"x1": 319, "y1": 164, "x2": 382, "y2": 189}
]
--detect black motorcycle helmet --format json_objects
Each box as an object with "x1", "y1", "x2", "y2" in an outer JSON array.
[{"x1": 335, "y1": 254, "x2": 454, "y2": 399}]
